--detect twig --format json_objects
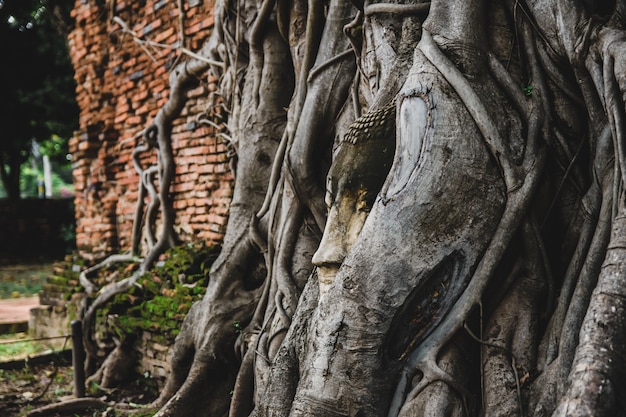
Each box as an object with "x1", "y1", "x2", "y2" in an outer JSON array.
[{"x1": 111, "y1": 16, "x2": 225, "y2": 68}]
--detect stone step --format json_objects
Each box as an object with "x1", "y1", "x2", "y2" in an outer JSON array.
[{"x1": 0, "y1": 296, "x2": 39, "y2": 335}]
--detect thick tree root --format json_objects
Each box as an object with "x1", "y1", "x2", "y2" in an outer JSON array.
[
  {"x1": 552, "y1": 209, "x2": 626, "y2": 416},
  {"x1": 69, "y1": 1, "x2": 626, "y2": 416}
]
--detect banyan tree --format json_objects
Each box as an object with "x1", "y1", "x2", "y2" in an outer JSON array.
[{"x1": 67, "y1": 0, "x2": 626, "y2": 416}]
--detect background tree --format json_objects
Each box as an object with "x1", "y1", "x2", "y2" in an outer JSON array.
[
  {"x1": 56, "y1": 0, "x2": 626, "y2": 416},
  {"x1": 0, "y1": 0, "x2": 78, "y2": 199}
]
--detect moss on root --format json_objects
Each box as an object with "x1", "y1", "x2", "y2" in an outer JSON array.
[{"x1": 97, "y1": 243, "x2": 220, "y2": 345}]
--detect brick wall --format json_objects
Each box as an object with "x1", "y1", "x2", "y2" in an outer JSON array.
[{"x1": 67, "y1": 0, "x2": 231, "y2": 261}]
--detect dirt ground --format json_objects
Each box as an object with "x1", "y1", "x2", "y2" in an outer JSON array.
[
  {"x1": 0, "y1": 263, "x2": 160, "y2": 416},
  {"x1": 0, "y1": 355, "x2": 159, "y2": 416}
]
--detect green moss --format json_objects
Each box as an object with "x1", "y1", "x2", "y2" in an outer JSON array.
[
  {"x1": 47, "y1": 275, "x2": 71, "y2": 286},
  {"x1": 101, "y1": 242, "x2": 220, "y2": 345},
  {"x1": 37, "y1": 254, "x2": 86, "y2": 303}
]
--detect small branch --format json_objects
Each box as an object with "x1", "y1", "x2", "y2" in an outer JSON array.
[
  {"x1": 112, "y1": 16, "x2": 159, "y2": 63},
  {"x1": 79, "y1": 253, "x2": 139, "y2": 295},
  {"x1": 181, "y1": 47, "x2": 226, "y2": 67},
  {"x1": 177, "y1": 0, "x2": 185, "y2": 49},
  {"x1": 306, "y1": 49, "x2": 355, "y2": 84},
  {"x1": 111, "y1": 16, "x2": 225, "y2": 68}
]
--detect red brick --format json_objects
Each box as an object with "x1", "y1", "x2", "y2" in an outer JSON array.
[{"x1": 69, "y1": 0, "x2": 230, "y2": 258}]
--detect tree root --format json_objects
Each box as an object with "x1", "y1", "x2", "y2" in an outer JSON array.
[
  {"x1": 397, "y1": 340, "x2": 472, "y2": 417},
  {"x1": 531, "y1": 171, "x2": 615, "y2": 415},
  {"x1": 26, "y1": 398, "x2": 110, "y2": 417},
  {"x1": 78, "y1": 253, "x2": 139, "y2": 296},
  {"x1": 78, "y1": 253, "x2": 141, "y2": 367},
  {"x1": 482, "y1": 219, "x2": 553, "y2": 417},
  {"x1": 286, "y1": 0, "x2": 358, "y2": 232},
  {"x1": 364, "y1": 2, "x2": 430, "y2": 17},
  {"x1": 68, "y1": 1, "x2": 626, "y2": 417},
  {"x1": 248, "y1": 0, "x2": 276, "y2": 107},
  {"x1": 553, "y1": 210, "x2": 626, "y2": 417}
]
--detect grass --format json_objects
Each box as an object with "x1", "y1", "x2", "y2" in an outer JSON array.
[
  {"x1": 0, "y1": 263, "x2": 52, "y2": 299},
  {"x1": 0, "y1": 332, "x2": 61, "y2": 362}
]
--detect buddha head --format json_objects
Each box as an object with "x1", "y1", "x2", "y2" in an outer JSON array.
[{"x1": 312, "y1": 103, "x2": 396, "y2": 295}]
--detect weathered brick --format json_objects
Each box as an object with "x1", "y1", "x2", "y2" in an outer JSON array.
[{"x1": 68, "y1": 0, "x2": 228, "y2": 264}]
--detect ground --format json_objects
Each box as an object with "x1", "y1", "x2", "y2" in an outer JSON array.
[
  {"x1": 0, "y1": 357, "x2": 159, "y2": 416},
  {"x1": 0, "y1": 262, "x2": 158, "y2": 416},
  {"x1": 0, "y1": 357, "x2": 75, "y2": 416}
]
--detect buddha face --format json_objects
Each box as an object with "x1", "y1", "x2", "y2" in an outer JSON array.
[{"x1": 312, "y1": 132, "x2": 394, "y2": 296}]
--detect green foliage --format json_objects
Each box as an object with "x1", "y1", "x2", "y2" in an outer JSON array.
[
  {"x1": 58, "y1": 218, "x2": 77, "y2": 251},
  {"x1": 18, "y1": 158, "x2": 74, "y2": 198},
  {"x1": 521, "y1": 83, "x2": 533, "y2": 96},
  {"x1": 233, "y1": 320, "x2": 243, "y2": 334},
  {"x1": 0, "y1": 275, "x2": 43, "y2": 299},
  {"x1": 100, "y1": 243, "x2": 220, "y2": 345},
  {"x1": 0, "y1": 0, "x2": 78, "y2": 199}
]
